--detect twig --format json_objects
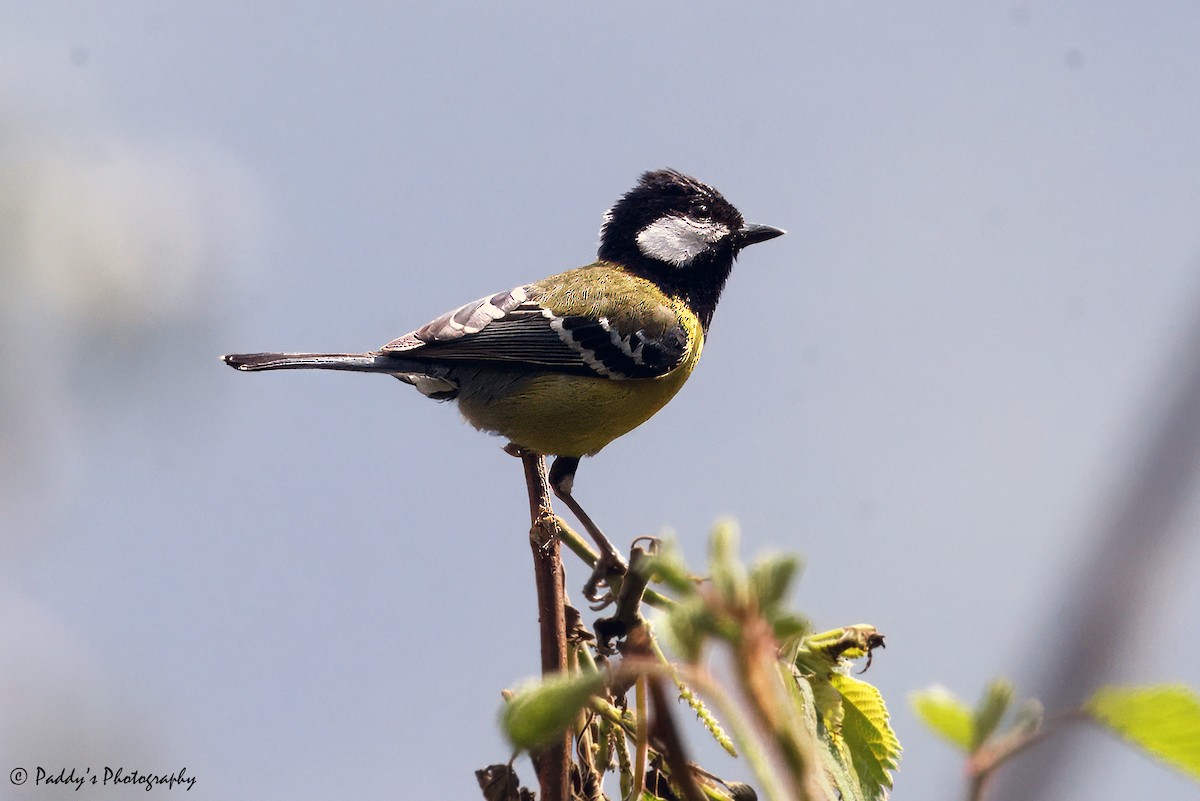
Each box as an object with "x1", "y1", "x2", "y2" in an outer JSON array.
[
  {"x1": 512, "y1": 448, "x2": 570, "y2": 801},
  {"x1": 967, "y1": 709, "x2": 1088, "y2": 801},
  {"x1": 555, "y1": 516, "x2": 676, "y2": 610}
]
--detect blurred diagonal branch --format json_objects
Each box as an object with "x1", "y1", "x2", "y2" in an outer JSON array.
[{"x1": 992, "y1": 275, "x2": 1200, "y2": 801}]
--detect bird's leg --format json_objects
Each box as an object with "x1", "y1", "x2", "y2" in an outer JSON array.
[{"x1": 549, "y1": 456, "x2": 628, "y2": 606}]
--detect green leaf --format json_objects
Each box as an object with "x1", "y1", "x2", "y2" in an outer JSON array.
[
  {"x1": 662, "y1": 598, "x2": 713, "y2": 663},
  {"x1": 972, "y1": 678, "x2": 1014, "y2": 749},
  {"x1": 811, "y1": 668, "x2": 846, "y2": 732},
  {"x1": 708, "y1": 519, "x2": 749, "y2": 607},
  {"x1": 749, "y1": 553, "x2": 801, "y2": 614},
  {"x1": 787, "y1": 656, "x2": 898, "y2": 801},
  {"x1": 772, "y1": 614, "x2": 810, "y2": 644},
  {"x1": 1085, "y1": 684, "x2": 1200, "y2": 782},
  {"x1": 819, "y1": 731, "x2": 868, "y2": 801},
  {"x1": 831, "y1": 674, "x2": 901, "y2": 798},
  {"x1": 910, "y1": 685, "x2": 974, "y2": 751},
  {"x1": 786, "y1": 669, "x2": 855, "y2": 801},
  {"x1": 501, "y1": 672, "x2": 606, "y2": 751},
  {"x1": 639, "y1": 538, "x2": 696, "y2": 596}
]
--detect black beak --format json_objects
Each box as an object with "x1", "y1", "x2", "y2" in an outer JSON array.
[{"x1": 736, "y1": 223, "x2": 786, "y2": 249}]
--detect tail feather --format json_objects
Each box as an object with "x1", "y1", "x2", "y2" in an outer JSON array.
[
  {"x1": 221, "y1": 351, "x2": 459, "y2": 399},
  {"x1": 222, "y1": 352, "x2": 398, "y2": 372}
]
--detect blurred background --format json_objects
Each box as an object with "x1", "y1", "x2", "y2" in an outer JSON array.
[{"x1": 2, "y1": 3, "x2": 1199, "y2": 799}]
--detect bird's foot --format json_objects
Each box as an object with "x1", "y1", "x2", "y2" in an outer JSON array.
[{"x1": 582, "y1": 551, "x2": 628, "y2": 610}]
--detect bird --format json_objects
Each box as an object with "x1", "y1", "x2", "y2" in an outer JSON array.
[{"x1": 223, "y1": 169, "x2": 784, "y2": 602}]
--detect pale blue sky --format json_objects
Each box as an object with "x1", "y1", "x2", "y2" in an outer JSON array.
[{"x1": 3, "y1": 3, "x2": 1199, "y2": 799}]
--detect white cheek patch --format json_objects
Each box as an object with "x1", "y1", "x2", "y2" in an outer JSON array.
[{"x1": 635, "y1": 216, "x2": 730, "y2": 267}]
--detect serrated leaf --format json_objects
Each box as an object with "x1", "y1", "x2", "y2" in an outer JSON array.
[
  {"x1": 911, "y1": 685, "x2": 974, "y2": 751},
  {"x1": 819, "y1": 731, "x2": 868, "y2": 801},
  {"x1": 831, "y1": 674, "x2": 901, "y2": 798},
  {"x1": 787, "y1": 670, "x2": 855, "y2": 801},
  {"x1": 972, "y1": 678, "x2": 1014, "y2": 749},
  {"x1": 1085, "y1": 684, "x2": 1200, "y2": 781},
  {"x1": 501, "y1": 672, "x2": 606, "y2": 751}
]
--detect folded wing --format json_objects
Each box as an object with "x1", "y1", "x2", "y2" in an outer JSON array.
[{"x1": 381, "y1": 285, "x2": 687, "y2": 380}]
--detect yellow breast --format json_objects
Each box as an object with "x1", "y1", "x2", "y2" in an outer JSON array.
[{"x1": 456, "y1": 300, "x2": 704, "y2": 457}]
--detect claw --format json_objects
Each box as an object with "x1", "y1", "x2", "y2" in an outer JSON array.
[{"x1": 583, "y1": 553, "x2": 628, "y2": 609}]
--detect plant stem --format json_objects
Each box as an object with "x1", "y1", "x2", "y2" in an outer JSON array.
[{"x1": 628, "y1": 674, "x2": 649, "y2": 801}]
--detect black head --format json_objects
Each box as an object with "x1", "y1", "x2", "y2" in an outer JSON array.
[{"x1": 598, "y1": 169, "x2": 784, "y2": 329}]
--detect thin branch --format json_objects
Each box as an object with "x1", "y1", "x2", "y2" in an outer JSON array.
[
  {"x1": 513, "y1": 448, "x2": 570, "y2": 801},
  {"x1": 967, "y1": 709, "x2": 1089, "y2": 801},
  {"x1": 555, "y1": 516, "x2": 676, "y2": 610}
]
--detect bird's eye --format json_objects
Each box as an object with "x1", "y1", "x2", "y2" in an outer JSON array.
[{"x1": 691, "y1": 202, "x2": 710, "y2": 219}]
